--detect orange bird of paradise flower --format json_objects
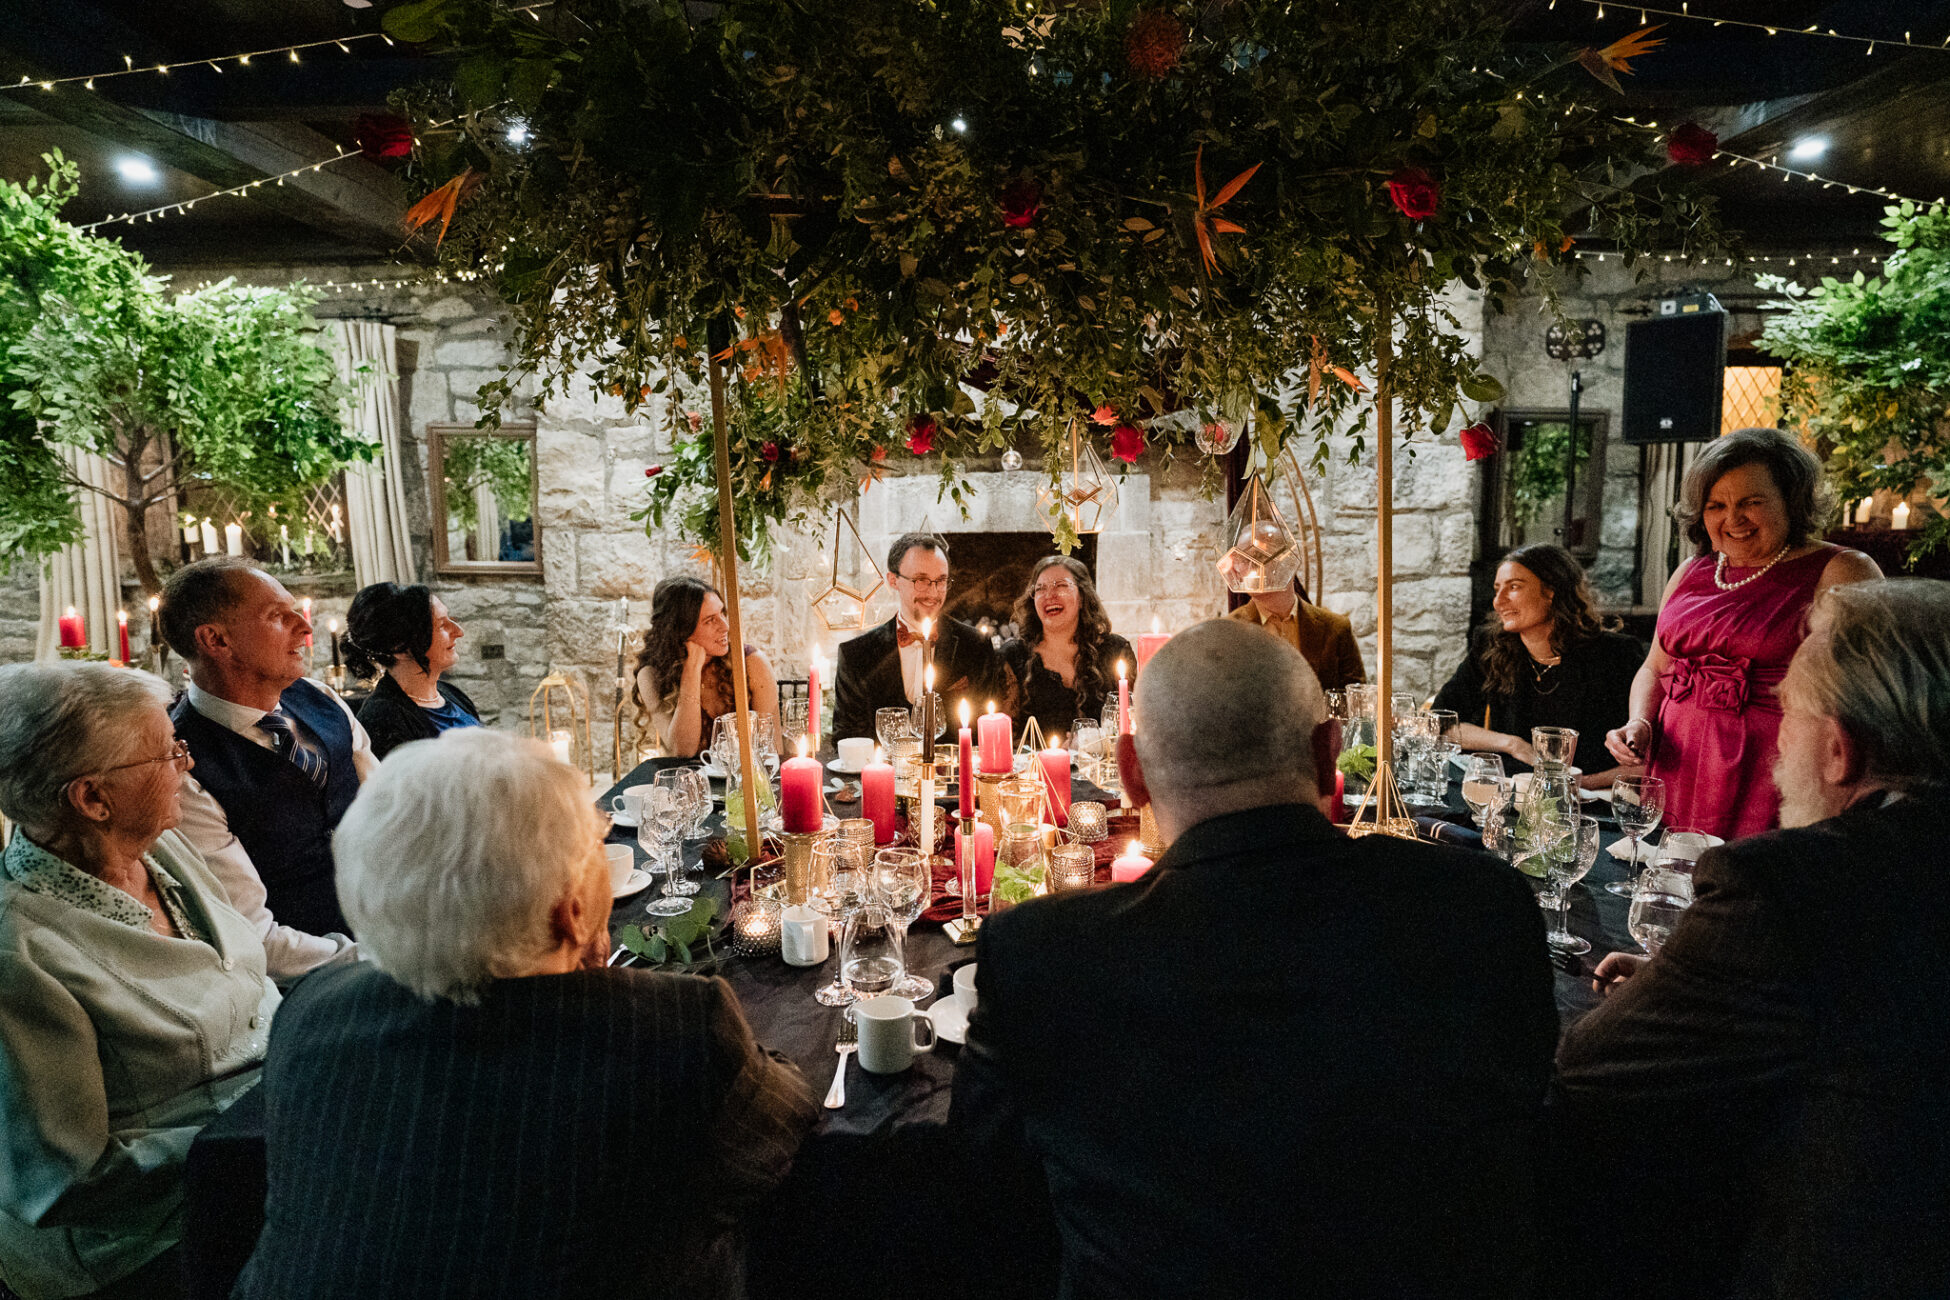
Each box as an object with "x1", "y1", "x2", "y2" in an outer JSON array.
[
  {"x1": 1192, "y1": 145, "x2": 1262, "y2": 276},
  {"x1": 403, "y1": 169, "x2": 483, "y2": 245},
  {"x1": 1577, "y1": 26, "x2": 1664, "y2": 93}
]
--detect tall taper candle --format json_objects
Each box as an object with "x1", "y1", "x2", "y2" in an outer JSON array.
[
  {"x1": 116, "y1": 610, "x2": 130, "y2": 663},
  {"x1": 958, "y1": 700, "x2": 975, "y2": 820},
  {"x1": 1117, "y1": 659, "x2": 1131, "y2": 735}
]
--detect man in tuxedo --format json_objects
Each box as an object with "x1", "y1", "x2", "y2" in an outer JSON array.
[
  {"x1": 951, "y1": 618, "x2": 1557, "y2": 1298},
  {"x1": 161, "y1": 557, "x2": 366, "y2": 970},
  {"x1": 830, "y1": 532, "x2": 1001, "y2": 743},
  {"x1": 1553, "y1": 579, "x2": 1950, "y2": 1299},
  {"x1": 1226, "y1": 577, "x2": 1366, "y2": 692}
]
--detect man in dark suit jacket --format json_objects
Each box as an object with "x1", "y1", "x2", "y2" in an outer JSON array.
[
  {"x1": 1553, "y1": 579, "x2": 1950, "y2": 1300},
  {"x1": 235, "y1": 729, "x2": 817, "y2": 1299},
  {"x1": 831, "y1": 532, "x2": 1002, "y2": 743},
  {"x1": 951, "y1": 619, "x2": 1558, "y2": 1299},
  {"x1": 160, "y1": 556, "x2": 364, "y2": 976}
]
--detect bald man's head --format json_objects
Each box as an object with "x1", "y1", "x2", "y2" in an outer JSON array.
[{"x1": 1130, "y1": 619, "x2": 1325, "y2": 829}]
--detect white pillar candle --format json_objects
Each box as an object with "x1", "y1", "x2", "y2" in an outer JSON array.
[
  {"x1": 224, "y1": 522, "x2": 244, "y2": 556},
  {"x1": 1855, "y1": 495, "x2": 1874, "y2": 525},
  {"x1": 200, "y1": 518, "x2": 220, "y2": 554},
  {"x1": 1892, "y1": 501, "x2": 1911, "y2": 531}
]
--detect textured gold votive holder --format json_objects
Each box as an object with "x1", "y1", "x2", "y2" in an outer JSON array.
[
  {"x1": 1049, "y1": 843, "x2": 1097, "y2": 892},
  {"x1": 729, "y1": 896, "x2": 783, "y2": 959},
  {"x1": 1067, "y1": 801, "x2": 1108, "y2": 844},
  {"x1": 974, "y1": 770, "x2": 1008, "y2": 835},
  {"x1": 778, "y1": 830, "x2": 820, "y2": 905},
  {"x1": 1137, "y1": 803, "x2": 1168, "y2": 858}
]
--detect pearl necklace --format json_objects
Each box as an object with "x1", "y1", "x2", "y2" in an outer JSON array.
[{"x1": 1713, "y1": 542, "x2": 1792, "y2": 591}]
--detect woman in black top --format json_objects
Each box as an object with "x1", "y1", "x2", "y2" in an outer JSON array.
[
  {"x1": 1433, "y1": 544, "x2": 1642, "y2": 788},
  {"x1": 998, "y1": 556, "x2": 1132, "y2": 743},
  {"x1": 347, "y1": 582, "x2": 482, "y2": 760}
]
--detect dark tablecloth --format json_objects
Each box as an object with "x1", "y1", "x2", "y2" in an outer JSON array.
[{"x1": 183, "y1": 756, "x2": 1635, "y2": 1298}]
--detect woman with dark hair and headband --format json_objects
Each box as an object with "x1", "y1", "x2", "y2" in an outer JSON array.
[{"x1": 347, "y1": 583, "x2": 481, "y2": 760}]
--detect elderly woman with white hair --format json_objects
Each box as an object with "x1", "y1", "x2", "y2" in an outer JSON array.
[
  {"x1": 0, "y1": 663, "x2": 280, "y2": 1300},
  {"x1": 234, "y1": 727, "x2": 815, "y2": 1300}
]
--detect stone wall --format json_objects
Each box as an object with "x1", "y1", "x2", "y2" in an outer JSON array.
[{"x1": 0, "y1": 564, "x2": 38, "y2": 664}]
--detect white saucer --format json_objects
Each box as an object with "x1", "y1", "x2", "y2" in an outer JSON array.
[
  {"x1": 701, "y1": 758, "x2": 781, "y2": 780},
  {"x1": 612, "y1": 867, "x2": 653, "y2": 898},
  {"x1": 827, "y1": 758, "x2": 864, "y2": 774},
  {"x1": 610, "y1": 811, "x2": 641, "y2": 829},
  {"x1": 925, "y1": 993, "x2": 969, "y2": 1044}
]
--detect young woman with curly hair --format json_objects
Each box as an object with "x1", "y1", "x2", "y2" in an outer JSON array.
[
  {"x1": 1433, "y1": 543, "x2": 1643, "y2": 787},
  {"x1": 998, "y1": 556, "x2": 1132, "y2": 742},
  {"x1": 632, "y1": 576, "x2": 778, "y2": 759}
]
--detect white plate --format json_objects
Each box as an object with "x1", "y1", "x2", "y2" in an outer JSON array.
[
  {"x1": 611, "y1": 867, "x2": 653, "y2": 898},
  {"x1": 925, "y1": 992, "x2": 969, "y2": 1045}
]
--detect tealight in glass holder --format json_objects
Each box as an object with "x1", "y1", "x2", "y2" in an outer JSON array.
[
  {"x1": 1067, "y1": 801, "x2": 1108, "y2": 844},
  {"x1": 729, "y1": 896, "x2": 783, "y2": 959},
  {"x1": 1049, "y1": 843, "x2": 1097, "y2": 891}
]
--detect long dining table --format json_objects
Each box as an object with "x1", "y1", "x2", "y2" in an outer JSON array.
[{"x1": 182, "y1": 751, "x2": 1642, "y2": 1299}]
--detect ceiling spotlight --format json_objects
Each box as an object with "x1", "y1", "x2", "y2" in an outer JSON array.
[
  {"x1": 1788, "y1": 137, "x2": 1828, "y2": 162},
  {"x1": 505, "y1": 122, "x2": 530, "y2": 146},
  {"x1": 115, "y1": 156, "x2": 160, "y2": 184},
  {"x1": 343, "y1": 0, "x2": 373, "y2": 7},
  {"x1": 950, "y1": 117, "x2": 968, "y2": 134}
]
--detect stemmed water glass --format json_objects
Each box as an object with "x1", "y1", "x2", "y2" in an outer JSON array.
[
  {"x1": 1627, "y1": 864, "x2": 1694, "y2": 957},
  {"x1": 875, "y1": 707, "x2": 917, "y2": 753},
  {"x1": 675, "y1": 767, "x2": 712, "y2": 838},
  {"x1": 1540, "y1": 815, "x2": 1601, "y2": 955},
  {"x1": 651, "y1": 771, "x2": 700, "y2": 896},
  {"x1": 840, "y1": 901, "x2": 905, "y2": 1001},
  {"x1": 812, "y1": 839, "x2": 863, "y2": 1007},
  {"x1": 638, "y1": 786, "x2": 692, "y2": 918},
  {"x1": 1460, "y1": 754, "x2": 1508, "y2": 829},
  {"x1": 870, "y1": 847, "x2": 932, "y2": 1000},
  {"x1": 781, "y1": 696, "x2": 812, "y2": 748},
  {"x1": 1070, "y1": 718, "x2": 1105, "y2": 784},
  {"x1": 1607, "y1": 775, "x2": 1667, "y2": 896}
]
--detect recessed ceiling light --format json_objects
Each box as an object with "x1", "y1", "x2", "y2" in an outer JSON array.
[
  {"x1": 1788, "y1": 137, "x2": 1828, "y2": 161},
  {"x1": 115, "y1": 156, "x2": 159, "y2": 184},
  {"x1": 505, "y1": 123, "x2": 529, "y2": 145},
  {"x1": 343, "y1": 0, "x2": 373, "y2": 8}
]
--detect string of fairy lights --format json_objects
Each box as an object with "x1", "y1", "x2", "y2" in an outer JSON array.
[
  {"x1": 1561, "y1": 0, "x2": 1950, "y2": 53},
  {"x1": 78, "y1": 148, "x2": 363, "y2": 230}
]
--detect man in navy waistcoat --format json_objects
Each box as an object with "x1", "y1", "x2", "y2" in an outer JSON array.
[{"x1": 161, "y1": 558, "x2": 371, "y2": 978}]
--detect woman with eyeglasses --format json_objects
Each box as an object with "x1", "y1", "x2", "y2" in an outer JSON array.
[
  {"x1": 1000, "y1": 556, "x2": 1132, "y2": 741},
  {"x1": 0, "y1": 662, "x2": 281, "y2": 1299}
]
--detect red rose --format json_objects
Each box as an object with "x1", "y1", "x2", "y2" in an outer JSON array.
[
  {"x1": 761, "y1": 441, "x2": 780, "y2": 463},
  {"x1": 1386, "y1": 167, "x2": 1441, "y2": 221},
  {"x1": 644, "y1": 465, "x2": 663, "y2": 478},
  {"x1": 1666, "y1": 122, "x2": 1718, "y2": 167},
  {"x1": 1459, "y1": 421, "x2": 1500, "y2": 461},
  {"x1": 871, "y1": 445, "x2": 888, "y2": 462},
  {"x1": 1090, "y1": 404, "x2": 1119, "y2": 426},
  {"x1": 906, "y1": 416, "x2": 937, "y2": 456},
  {"x1": 353, "y1": 114, "x2": 414, "y2": 161},
  {"x1": 1110, "y1": 423, "x2": 1145, "y2": 464},
  {"x1": 1000, "y1": 177, "x2": 1042, "y2": 229}
]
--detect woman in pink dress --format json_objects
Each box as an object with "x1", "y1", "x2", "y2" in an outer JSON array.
[{"x1": 1606, "y1": 429, "x2": 1880, "y2": 840}]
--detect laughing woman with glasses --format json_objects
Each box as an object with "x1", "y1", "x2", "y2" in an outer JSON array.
[
  {"x1": 0, "y1": 662, "x2": 280, "y2": 1300},
  {"x1": 1000, "y1": 556, "x2": 1132, "y2": 741}
]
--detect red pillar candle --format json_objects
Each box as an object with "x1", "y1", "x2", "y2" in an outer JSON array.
[
  {"x1": 58, "y1": 607, "x2": 84, "y2": 649},
  {"x1": 977, "y1": 703, "x2": 1012, "y2": 774},
  {"x1": 1116, "y1": 659, "x2": 1131, "y2": 735},
  {"x1": 1133, "y1": 616, "x2": 1170, "y2": 674},
  {"x1": 1038, "y1": 739, "x2": 1072, "y2": 828},
  {"x1": 957, "y1": 700, "x2": 976, "y2": 820},
  {"x1": 1110, "y1": 840, "x2": 1154, "y2": 883},
  {"x1": 116, "y1": 610, "x2": 131, "y2": 663},
  {"x1": 862, "y1": 747, "x2": 896, "y2": 844},
  {"x1": 956, "y1": 822, "x2": 996, "y2": 894},
  {"x1": 781, "y1": 738, "x2": 824, "y2": 834}
]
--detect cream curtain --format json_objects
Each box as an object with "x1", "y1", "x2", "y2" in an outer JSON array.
[
  {"x1": 36, "y1": 449, "x2": 125, "y2": 660},
  {"x1": 1637, "y1": 440, "x2": 1705, "y2": 605},
  {"x1": 330, "y1": 320, "x2": 416, "y2": 587}
]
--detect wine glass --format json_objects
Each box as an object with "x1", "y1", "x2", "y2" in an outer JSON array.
[
  {"x1": 1656, "y1": 828, "x2": 1716, "y2": 870},
  {"x1": 875, "y1": 707, "x2": 917, "y2": 754},
  {"x1": 676, "y1": 767, "x2": 712, "y2": 838},
  {"x1": 1607, "y1": 775, "x2": 1667, "y2": 896},
  {"x1": 1627, "y1": 865, "x2": 1694, "y2": 957},
  {"x1": 812, "y1": 840, "x2": 863, "y2": 1007},
  {"x1": 639, "y1": 788, "x2": 691, "y2": 918},
  {"x1": 781, "y1": 696, "x2": 812, "y2": 748},
  {"x1": 1541, "y1": 815, "x2": 1601, "y2": 955},
  {"x1": 1460, "y1": 754, "x2": 1507, "y2": 829},
  {"x1": 871, "y1": 847, "x2": 932, "y2": 1000},
  {"x1": 1070, "y1": 718, "x2": 1105, "y2": 783},
  {"x1": 651, "y1": 772, "x2": 700, "y2": 896},
  {"x1": 840, "y1": 902, "x2": 904, "y2": 1001}
]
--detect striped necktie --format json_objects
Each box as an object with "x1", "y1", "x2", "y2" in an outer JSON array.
[{"x1": 256, "y1": 711, "x2": 329, "y2": 791}]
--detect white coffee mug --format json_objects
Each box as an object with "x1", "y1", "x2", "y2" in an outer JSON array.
[
  {"x1": 836, "y1": 737, "x2": 876, "y2": 771},
  {"x1": 953, "y1": 962, "x2": 978, "y2": 1008},
  {"x1": 604, "y1": 844, "x2": 634, "y2": 892},
  {"x1": 610, "y1": 788, "x2": 647, "y2": 821},
  {"x1": 780, "y1": 904, "x2": 830, "y2": 966},
  {"x1": 854, "y1": 994, "x2": 936, "y2": 1074}
]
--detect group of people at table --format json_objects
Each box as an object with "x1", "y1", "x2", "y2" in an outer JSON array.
[{"x1": 0, "y1": 424, "x2": 1945, "y2": 1298}]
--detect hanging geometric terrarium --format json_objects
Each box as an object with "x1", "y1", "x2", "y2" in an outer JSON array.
[
  {"x1": 1216, "y1": 470, "x2": 1301, "y2": 593},
  {"x1": 1037, "y1": 417, "x2": 1118, "y2": 535},
  {"x1": 810, "y1": 507, "x2": 885, "y2": 632},
  {"x1": 1194, "y1": 415, "x2": 1244, "y2": 456}
]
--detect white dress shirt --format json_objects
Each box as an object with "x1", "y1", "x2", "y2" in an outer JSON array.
[
  {"x1": 172, "y1": 680, "x2": 373, "y2": 980},
  {"x1": 898, "y1": 616, "x2": 925, "y2": 705}
]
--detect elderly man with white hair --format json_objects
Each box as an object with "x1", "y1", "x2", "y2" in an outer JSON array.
[
  {"x1": 1553, "y1": 578, "x2": 1950, "y2": 1300},
  {"x1": 233, "y1": 727, "x2": 815, "y2": 1300},
  {"x1": 0, "y1": 663, "x2": 279, "y2": 1300},
  {"x1": 950, "y1": 618, "x2": 1557, "y2": 1299}
]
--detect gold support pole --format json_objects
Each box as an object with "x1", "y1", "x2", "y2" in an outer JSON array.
[
  {"x1": 1375, "y1": 314, "x2": 1394, "y2": 773},
  {"x1": 708, "y1": 348, "x2": 763, "y2": 827}
]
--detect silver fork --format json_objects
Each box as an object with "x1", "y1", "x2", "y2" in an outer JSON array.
[{"x1": 823, "y1": 1016, "x2": 857, "y2": 1110}]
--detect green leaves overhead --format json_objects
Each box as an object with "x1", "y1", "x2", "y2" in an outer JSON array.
[{"x1": 386, "y1": 0, "x2": 1719, "y2": 551}]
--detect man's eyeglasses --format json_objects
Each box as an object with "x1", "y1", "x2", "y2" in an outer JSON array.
[
  {"x1": 97, "y1": 739, "x2": 192, "y2": 776},
  {"x1": 896, "y1": 573, "x2": 951, "y2": 593}
]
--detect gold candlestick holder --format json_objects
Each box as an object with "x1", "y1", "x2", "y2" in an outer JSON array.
[
  {"x1": 778, "y1": 830, "x2": 819, "y2": 905},
  {"x1": 1137, "y1": 803, "x2": 1167, "y2": 858}
]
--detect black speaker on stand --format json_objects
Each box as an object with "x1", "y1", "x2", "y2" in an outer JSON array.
[{"x1": 1622, "y1": 299, "x2": 1727, "y2": 444}]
